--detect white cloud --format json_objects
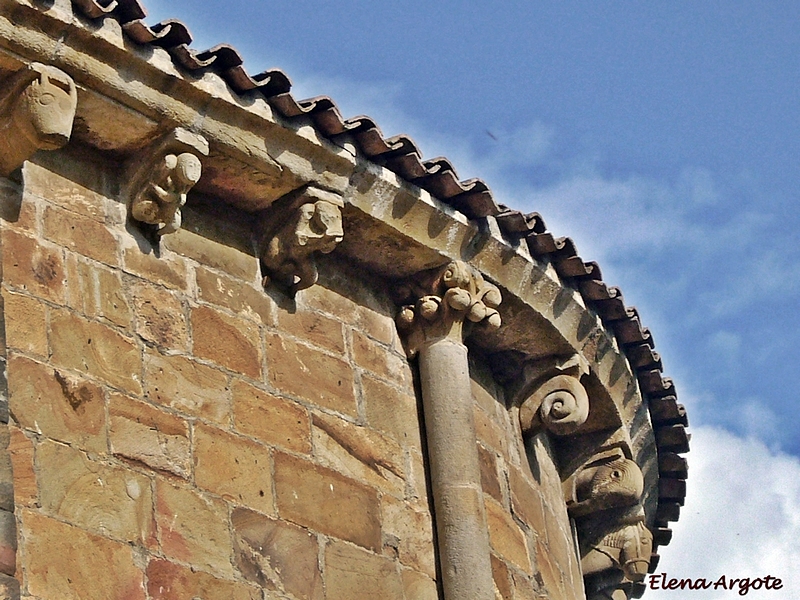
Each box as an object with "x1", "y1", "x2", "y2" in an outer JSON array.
[{"x1": 648, "y1": 425, "x2": 800, "y2": 599}]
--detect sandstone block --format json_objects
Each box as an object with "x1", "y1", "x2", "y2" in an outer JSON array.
[
  {"x1": 2, "y1": 229, "x2": 65, "y2": 304},
  {"x1": 232, "y1": 380, "x2": 311, "y2": 454},
  {"x1": 231, "y1": 507, "x2": 323, "y2": 600},
  {"x1": 109, "y1": 393, "x2": 190, "y2": 478},
  {"x1": 509, "y1": 466, "x2": 545, "y2": 533},
  {"x1": 7, "y1": 427, "x2": 36, "y2": 507},
  {"x1": 277, "y1": 308, "x2": 345, "y2": 354},
  {"x1": 0, "y1": 572, "x2": 19, "y2": 600},
  {"x1": 324, "y1": 540, "x2": 404, "y2": 600},
  {"x1": 22, "y1": 160, "x2": 108, "y2": 222},
  {"x1": 355, "y1": 304, "x2": 395, "y2": 346},
  {"x1": 144, "y1": 351, "x2": 230, "y2": 423},
  {"x1": 146, "y1": 558, "x2": 260, "y2": 600},
  {"x1": 265, "y1": 334, "x2": 356, "y2": 417},
  {"x1": 37, "y1": 440, "x2": 155, "y2": 546},
  {"x1": 473, "y1": 403, "x2": 510, "y2": 460},
  {"x1": 274, "y1": 452, "x2": 381, "y2": 551},
  {"x1": 485, "y1": 498, "x2": 532, "y2": 574},
  {"x1": 0, "y1": 509, "x2": 16, "y2": 576},
  {"x1": 401, "y1": 569, "x2": 438, "y2": 600},
  {"x1": 194, "y1": 424, "x2": 274, "y2": 515},
  {"x1": 351, "y1": 329, "x2": 409, "y2": 385},
  {"x1": 312, "y1": 412, "x2": 405, "y2": 497},
  {"x1": 195, "y1": 266, "x2": 275, "y2": 326},
  {"x1": 163, "y1": 227, "x2": 258, "y2": 281},
  {"x1": 478, "y1": 443, "x2": 503, "y2": 503},
  {"x1": 535, "y1": 536, "x2": 565, "y2": 600},
  {"x1": 155, "y1": 481, "x2": 233, "y2": 576},
  {"x1": 362, "y1": 375, "x2": 422, "y2": 452},
  {"x1": 95, "y1": 265, "x2": 132, "y2": 327},
  {"x1": 297, "y1": 283, "x2": 358, "y2": 323},
  {"x1": 123, "y1": 245, "x2": 188, "y2": 291},
  {"x1": 8, "y1": 355, "x2": 106, "y2": 452},
  {"x1": 50, "y1": 310, "x2": 142, "y2": 394},
  {"x1": 2, "y1": 291, "x2": 47, "y2": 356},
  {"x1": 380, "y1": 494, "x2": 435, "y2": 578},
  {"x1": 491, "y1": 553, "x2": 514, "y2": 600},
  {"x1": 21, "y1": 509, "x2": 146, "y2": 600},
  {"x1": 43, "y1": 205, "x2": 119, "y2": 266},
  {"x1": 131, "y1": 281, "x2": 188, "y2": 350},
  {"x1": 191, "y1": 305, "x2": 262, "y2": 379}
]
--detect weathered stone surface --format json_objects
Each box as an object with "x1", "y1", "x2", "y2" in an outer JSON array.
[
  {"x1": 195, "y1": 266, "x2": 275, "y2": 326},
  {"x1": 2, "y1": 229, "x2": 65, "y2": 303},
  {"x1": 95, "y1": 265, "x2": 132, "y2": 327},
  {"x1": 509, "y1": 465, "x2": 546, "y2": 533},
  {"x1": 325, "y1": 540, "x2": 404, "y2": 600},
  {"x1": 8, "y1": 355, "x2": 106, "y2": 452},
  {"x1": 265, "y1": 333, "x2": 356, "y2": 416},
  {"x1": 22, "y1": 161, "x2": 108, "y2": 221},
  {"x1": 232, "y1": 380, "x2": 311, "y2": 454},
  {"x1": 7, "y1": 427, "x2": 36, "y2": 507},
  {"x1": 298, "y1": 284, "x2": 358, "y2": 324},
  {"x1": 381, "y1": 494, "x2": 436, "y2": 578},
  {"x1": 491, "y1": 553, "x2": 514, "y2": 600},
  {"x1": 155, "y1": 481, "x2": 233, "y2": 576},
  {"x1": 191, "y1": 305, "x2": 262, "y2": 378},
  {"x1": 362, "y1": 374, "x2": 422, "y2": 452},
  {"x1": 485, "y1": 498, "x2": 532, "y2": 574},
  {"x1": 277, "y1": 308, "x2": 345, "y2": 354},
  {"x1": 274, "y1": 452, "x2": 381, "y2": 551},
  {"x1": 109, "y1": 393, "x2": 190, "y2": 478},
  {"x1": 122, "y1": 245, "x2": 188, "y2": 291},
  {"x1": 478, "y1": 443, "x2": 503, "y2": 503},
  {"x1": 50, "y1": 310, "x2": 142, "y2": 394},
  {"x1": 0, "y1": 509, "x2": 16, "y2": 576},
  {"x1": 163, "y1": 227, "x2": 258, "y2": 281},
  {"x1": 146, "y1": 558, "x2": 260, "y2": 600},
  {"x1": 37, "y1": 440, "x2": 155, "y2": 546},
  {"x1": 401, "y1": 568, "x2": 439, "y2": 600},
  {"x1": 144, "y1": 351, "x2": 230, "y2": 423},
  {"x1": 22, "y1": 510, "x2": 146, "y2": 600},
  {"x1": 130, "y1": 281, "x2": 188, "y2": 350},
  {"x1": 194, "y1": 424, "x2": 274, "y2": 515},
  {"x1": 2, "y1": 291, "x2": 47, "y2": 356},
  {"x1": 0, "y1": 572, "x2": 19, "y2": 600},
  {"x1": 42, "y1": 204, "x2": 119, "y2": 266},
  {"x1": 352, "y1": 329, "x2": 409, "y2": 385},
  {"x1": 231, "y1": 507, "x2": 323, "y2": 600},
  {"x1": 312, "y1": 412, "x2": 405, "y2": 496}
]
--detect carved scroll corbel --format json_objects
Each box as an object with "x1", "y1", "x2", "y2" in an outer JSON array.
[
  {"x1": 259, "y1": 185, "x2": 344, "y2": 296},
  {"x1": 0, "y1": 63, "x2": 77, "y2": 177},
  {"x1": 518, "y1": 354, "x2": 590, "y2": 436},
  {"x1": 394, "y1": 260, "x2": 502, "y2": 357},
  {"x1": 125, "y1": 128, "x2": 209, "y2": 236},
  {"x1": 565, "y1": 447, "x2": 645, "y2": 517}
]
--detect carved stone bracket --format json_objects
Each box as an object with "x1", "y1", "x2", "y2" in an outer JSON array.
[
  {"x1": 518, "y1": 354, "x2": 590, "y2": 436},
  {"x1": 259, "y1": 185, "x2": 344, "y2": 295},
  {"x1": 582, "y1": 518, "x2": 653, "y2": 586},
  {"x1": 0, "y1": 62, "x2": 77, "y2": 177},
  {"x1": 125, "y1": 128, "x2": 209, "y2": 236},
  {"x1": 565, "y1": 447, "x2": 645, "y2": 517},
  {"x1": 394, "y1": 260, "x2": 502, "y2": 357}
]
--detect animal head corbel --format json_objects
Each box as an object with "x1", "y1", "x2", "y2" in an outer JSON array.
[
  {"x1": 124, "y1": 128, "x2": 209, "y2": 236},
  {"x1": 519, "y1": 354, "x2": 591, "y2": 436},
  {"x1": 565, "y1": 447, "x2": 645, "y2": 517},
  {"x1": 0, "y1": 62, "x2": 78, "y2": 176},
  {"x1": 582, "y1": 518, "x2": 653, "y2": 584},
  {"x1": 259, "y1": 185, "x2": 345, "y2": 296}
]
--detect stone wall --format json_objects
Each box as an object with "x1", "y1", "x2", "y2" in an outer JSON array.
[{"x1": 0, "y1": 143, "x2": 586, "y2": 599}]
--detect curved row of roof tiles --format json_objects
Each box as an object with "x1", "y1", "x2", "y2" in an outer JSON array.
[{"x1": 67, "y1": 0, "x2": 689, "y2": 570}]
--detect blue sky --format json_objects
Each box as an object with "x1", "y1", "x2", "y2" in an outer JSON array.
[{"x1": 143, "y1": 1, "x2": 800, "y2": 596}]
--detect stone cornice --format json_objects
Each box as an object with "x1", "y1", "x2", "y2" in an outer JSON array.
[{"x1": 0, "y1": 0, "x2": 688, "y2": 588}]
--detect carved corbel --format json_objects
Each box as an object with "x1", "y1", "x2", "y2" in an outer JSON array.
[
  {"x1": 582, "y1": 519, "x2": 653, "y2": 585},
  {"x1": 518, "y1": 354, "x2": 590, "y2": 436},
  {"x1": 565, "y1": 447, "x2": 645, "y2": 517},
  {"x1": 259, "y1": 185, "x2": 344, "y2": 295},
  {"x1": 125, "y1": 128, "x2": 209, "y2": 236},
  {"x1": 394, "y1": 260, "x2": 502, "y2": 357},
  {"x1": 0, "y1": 63, "x2": 77, "y2": 177}
]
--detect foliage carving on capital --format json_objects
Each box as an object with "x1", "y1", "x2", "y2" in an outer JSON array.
[
  {"x1": 518, "y1": 354, "x2": 590, "y2": 436},
  {"x1": 0, "y1": 62, "x2": 77, "y2": 177},
  {"x1": 126, "y1": 128, "x2": 208, "y2": 236},
  {"x1": 394, "y1": 260, "x2": 502, "y2": 356},
  {"x1": 259, "y1": 185, "x2": 344, "y2": 296},
  {"x1": 565, "y1": 447, "x2": 645, "y2": 517}
]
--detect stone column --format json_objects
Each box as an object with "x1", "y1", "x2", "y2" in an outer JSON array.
[{"x1": 395, "y1": 261, "x2": 501, "y2": 600}]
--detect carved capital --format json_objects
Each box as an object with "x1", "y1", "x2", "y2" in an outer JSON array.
[
  {"x1": 582, "y1": 520, "x2": 653, "y2": 584},
  {"x1": 259, "y1": 185, "x2": 344, "y2": 295},
  {"x1": 394, "y1": 260, "x2": 502, "y2": 356},
  {"x1": 565, "y1": 447, "x2": 645, "y2": 517},
  {"x1": 518, "y1": 354, "x2": 590, "y2": 436},
  {"x1": 0, "y1": 63, "x2": 77, "y2": 176},
  {"x1": 125, "y1": 128, "x2": 209, "y2": 236}
]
